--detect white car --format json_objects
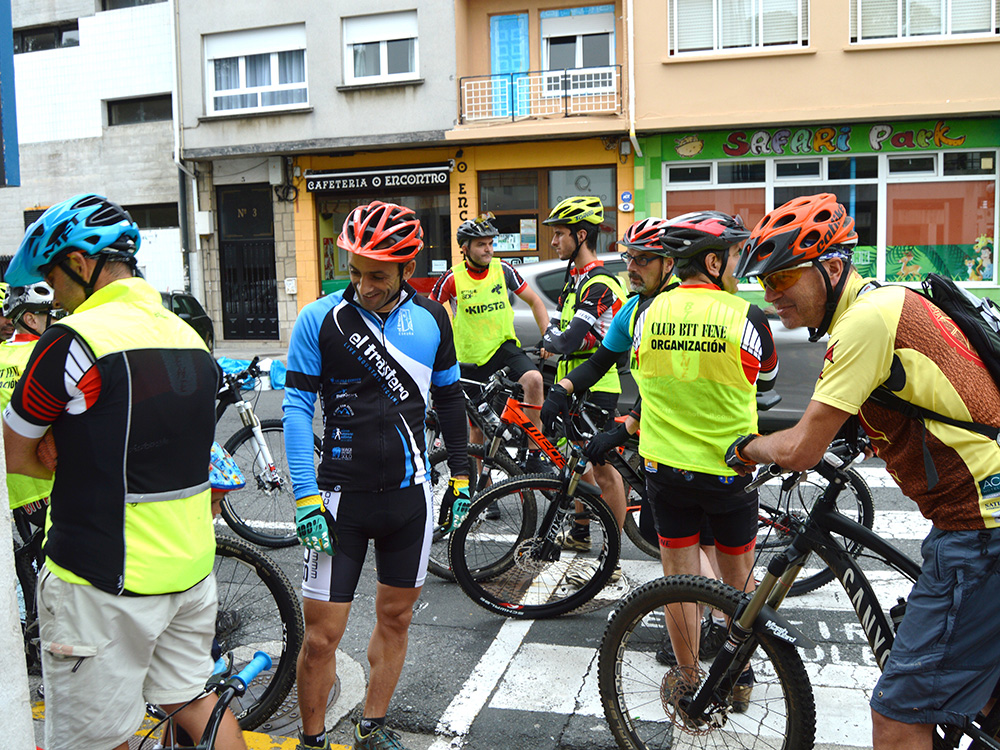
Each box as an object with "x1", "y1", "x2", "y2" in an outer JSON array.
[{"x1": 508, "y1": 254, "x2": 825, "y2": 432}]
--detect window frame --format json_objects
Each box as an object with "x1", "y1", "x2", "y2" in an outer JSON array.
[
  {"x1": 204, "y1": 26, "x2": 309, "y2": 116},
  {"x1": 852, "y1": 0, "x2": 1000, "y2": 43},
  {"x1": 342, "y1": 11, "x2": 420, "y2": 86},
  {"x1": 12, "y1": 21, "x2": 79, "y2": 54},
  {"x1": 668, "y1": 0, "x2": 809, "y2": 57},
  {"x1": 107, "y1": 94, "x2": 173, "y2": 126},
  {"x1": 540, "y1": 9, "x2": 616, "y2": 96}
]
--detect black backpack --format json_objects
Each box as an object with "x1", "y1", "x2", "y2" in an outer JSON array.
[{"x1": 868, "y1": 273, "x2": 1000, "y2": 487}]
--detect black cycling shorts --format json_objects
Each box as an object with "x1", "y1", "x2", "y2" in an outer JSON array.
[
  {"x1": 645, "y1": 461, "x2": 757, "y2": 555},
  {"x1": 460, "y1": 340, "x2": 538, "y2": 387},
  {"x1": 302, "y1": 483, "x2": 432, "y2": 602}
]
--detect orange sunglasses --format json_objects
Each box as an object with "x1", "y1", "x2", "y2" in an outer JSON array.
[{"x1": 757, "y1": 261, "x2": 814, "y2": 292}]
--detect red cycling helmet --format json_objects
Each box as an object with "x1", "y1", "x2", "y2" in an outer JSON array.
[
  {"x1": 621, "y1": 217, "x2": 671, "y2": 254},
  {"x1": 735, "y1": 193, "x2": 857, "y2": 280},
  {"x1": 337, "y1": 201, "x2": 423, "y2": 262},
  {"x1": 659, "y1": 211, "x2": 750, "y2": 259}
]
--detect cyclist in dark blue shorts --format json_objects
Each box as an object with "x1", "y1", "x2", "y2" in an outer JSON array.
[{"x1": 284, "y1": 201, "x2": 469, "y2": 750}]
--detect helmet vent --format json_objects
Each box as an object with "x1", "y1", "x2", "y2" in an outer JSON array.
[
  {"x1": 813, "y1": 209, "x2": 832, "y2": 222},
  {"x1": 800, "y1": 229, "x2": 822, "y2": 248},
  {"x1": 772, "y1": 214, "x2": 796, "y2": 228}
]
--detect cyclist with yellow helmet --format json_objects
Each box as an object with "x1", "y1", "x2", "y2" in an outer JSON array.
[{"x1": 538, "y1": 195, "x2": 628, "y2": 569}]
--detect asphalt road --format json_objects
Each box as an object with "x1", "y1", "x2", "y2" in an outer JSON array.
[{"x1": 212, "y1": 386, "x2": 925, "y2": 750}]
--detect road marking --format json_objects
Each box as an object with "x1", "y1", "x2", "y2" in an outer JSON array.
[{"x1": 430, "y1": 618, "x2": 533, "y2": 748}]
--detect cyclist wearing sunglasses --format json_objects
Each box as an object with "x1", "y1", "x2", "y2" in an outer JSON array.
[
  {"x1": 630, "y1": 211, "x2": 777, "y2": 701},
  {"x1": 430, "y1": 213, "x2": 550, "y2": 468},
  {"x1": 726, "y1": 193, "x2": 1000, "y2": 750}
]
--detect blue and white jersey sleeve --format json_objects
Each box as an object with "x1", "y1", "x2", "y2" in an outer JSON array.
[{"x1": 282, "y1": 296, "x2": 331, "y2": 499}]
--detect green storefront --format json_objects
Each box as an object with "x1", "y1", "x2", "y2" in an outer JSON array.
[{"x1": 634, "y1": 117, "x2": 999, "y2": 300}]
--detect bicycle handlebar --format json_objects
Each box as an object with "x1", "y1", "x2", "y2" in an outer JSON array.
[{"x1": 230, "y1": 651, "x2": 272, "y2": 692}]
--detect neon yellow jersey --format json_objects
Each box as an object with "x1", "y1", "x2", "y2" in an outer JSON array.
[
  {"x1": 634, "y1": 286, "x2": 757, "y2": 475},
  {"x1": 451, "y1": 260, "x2": 518, "y2": 366},
  {"x1": 556, "y1": 269, "x2": 627, "y2": 393},
  {"x1": 0, "y1": 334, "x2": 54, "y2": 509},
  {"x1": 814, "y1": 273, "x2": 1000, "y2": 530}
]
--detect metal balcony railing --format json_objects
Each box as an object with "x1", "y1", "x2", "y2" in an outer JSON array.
[{"x1": 459, "y1": 65, "x2": 623, "y2": 123}]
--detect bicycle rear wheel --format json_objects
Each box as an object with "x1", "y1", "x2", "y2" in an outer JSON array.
[
  {"x1": 620, "y1": 447, "x2": 658, "y2": 559},
  {"x1": 450, "y1": 475, "x2": 622, "y2": 618},
  {"x1": 598, "y1": 575, "x2": 815, "y2": 750},
  {"x1": 214, "y1": 534, "x2": 304, "y2": 731},
  {"x1": 425, "y1": 443, "x2": 526, "y2": 581},
  {"x1": 754, "y1": 466, "x2": 874, "y2": 596},
  {"x1": 221, "y1": 419, "x2": 320, "y2": 548}
]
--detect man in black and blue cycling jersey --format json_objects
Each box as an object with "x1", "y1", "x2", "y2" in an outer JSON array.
[{"x1": 283, "y1": 201, "x2": 469, "y2": 750}]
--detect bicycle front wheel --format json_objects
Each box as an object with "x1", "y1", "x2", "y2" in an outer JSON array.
[
  {"x1": 598, "y1": 575, "x2": 815, "y2": 750},
  {"x1": 425, "y1": 443, "x2": 526, "y2": 581},
  {"x1": 221, "y1": 419, "x2": 321, "y2": 548},
  {"x1": 214, "y1": 534, "x2": 304, "y2": 731},
  {"x1": 450, "y1": 475, "x2": 621, "y2": 619},
  {"x1": 754, "y1": 466, "x2": 874, "y2": 596}
]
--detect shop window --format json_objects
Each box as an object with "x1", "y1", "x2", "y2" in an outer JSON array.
[
  {"x1": 204, "y1": 25, "x2": 307, "y2": 115},
  {"x1": 944, "y1": 151, "x2": 997, "y2": 176},
  {"x1": 775, "y1": 160, "x2": 821, "y2": 179},
  {"x1": 718, "y1": 161, "x2": 766, "y2": 183},
  {"x1": 343, "y1": 11, "x2": 418, "y2": 85},
  {"x1": 886, "y1": 180, "x2": 996, "y2": 283},
  {"x1": 669, "y1": 0, "x2": 809, "y2": 55},
  {"x1": 828, "y1": 156, "x2": 879, "y2": 180},
  {"x1": 541, "y1": 7, "x2": 616, "y2": 95},
  {"x1": 13, "y1": 21, "x2": 79, "y2": 54},
  {"x1": 889, "y1": 155, "x2": 937, "y2": 174},
  {"x1": 664, "y1": 188, "x2": 767, "y2": 237},
  {"x1": 668, "y1": 164, "x2": 712, "y2": 183},
  {"x1": 480, "y1": 171, "x2": 539, "y2": 211},
  {"x1": 851, "y1": 0, "x2": 998, "y2": 42},
  {"x1": 108, "y1": 95, "x2": 172, "y2": 126}
]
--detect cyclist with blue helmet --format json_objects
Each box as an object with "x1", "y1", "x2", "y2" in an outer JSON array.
[{"x1": 2, "y1": 194, "x2": 245, "y2": 750}]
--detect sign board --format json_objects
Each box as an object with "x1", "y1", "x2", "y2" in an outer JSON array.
[
  {"x1": 305, "y1": 162, "x2": 453, "y2": 193},
  {"x1": 0, "y1": 1, "x2": 20, "y2": 187}
]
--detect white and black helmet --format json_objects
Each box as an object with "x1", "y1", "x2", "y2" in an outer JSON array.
[{"x1": 3, "y1": 282, "x2": 57, "y2": 323}]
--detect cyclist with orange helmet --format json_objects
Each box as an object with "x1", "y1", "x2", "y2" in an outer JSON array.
[
  {"x1": 284, "y1": 201, "x2": 468, "y2": 750},
  {"x1": 726, "y1": 193, "x2": 1000, "y2": 750}
]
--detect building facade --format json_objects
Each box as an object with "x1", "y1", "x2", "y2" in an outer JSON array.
[
  {"x1": 176, "y1": 0, "x2": 459, "y2": 344},
  {"x1": 630, "y1": 0, "x2": 1000, "y2": 297},
  {"x1": 0, "y1": 0, "x2": 185, "y2": 291}
]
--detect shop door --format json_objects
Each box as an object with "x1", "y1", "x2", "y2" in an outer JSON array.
[{"x1": 217, "y1": 185, "x2": 279, "y2": 340}]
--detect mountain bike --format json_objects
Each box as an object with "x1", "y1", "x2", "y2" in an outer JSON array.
[
  {"x1": 448, "y1": 389, "x2": 622, "y2": 618},
  {"x1": 597, "y1": 441, "x2": 1000, "y2": 750},
  {"x1": 12, "y1": 518, "x2": 303, "y2": 732},
  {"x1": 139, "y1": 651, "x2": 273, "y2": 749},
  {"x1": 215, "y1": 356, "x2": 321, "y2": 548}
]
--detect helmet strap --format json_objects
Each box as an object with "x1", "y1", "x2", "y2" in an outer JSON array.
[
  {"x1": 19, "y1": 314, "x2": 42, "y2": 338},
  {"x1": 808, "y1": 260, "x2": 851, "y2": 343},
  {"x1": 464, "y1": 248, "x2": 490, "y2": 272}
]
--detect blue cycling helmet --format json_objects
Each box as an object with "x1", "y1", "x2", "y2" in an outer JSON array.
[
  {"x1": 6, "y1": 194, "x2": 141, "y2": 287},
  {"x1": 209, "y1": 442, "x2": 246, "y2": 493}
]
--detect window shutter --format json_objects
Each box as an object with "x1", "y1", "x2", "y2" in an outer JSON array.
[
  {"x1": 950, "y1": 0, "x2": 992, "y2": 32},
  {"x1": 857, "y1": 0, "x2": 901, "y2": 39},
  {"x1": 720, "y1": 0, "x2": 755, "y2": 48},
  {"x1": 762, "y1": 0, "x2": 802, "y2": 45},
  {"x1": 674, "y1": 0, "x2": 715, "y2": 53}
]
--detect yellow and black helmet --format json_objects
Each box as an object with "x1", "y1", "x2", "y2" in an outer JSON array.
[
  {"x1": 0, "y1": 283, "x2": 8, "y2": 311},
  {"x1": 543, "y1": 196, "x2": 604, "y2": 227}
]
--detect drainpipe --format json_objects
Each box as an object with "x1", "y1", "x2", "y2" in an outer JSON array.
[
  {"x1": 625, "y1": 0, "x2": 642, "y2": 158},
  {"x1": 169, "y1": 0, "x2": 204, "y2": 301}
]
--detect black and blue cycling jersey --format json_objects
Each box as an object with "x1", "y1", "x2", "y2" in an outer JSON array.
[{"x1": 283, "y1": 283, "x2": 464, "y2": 497}]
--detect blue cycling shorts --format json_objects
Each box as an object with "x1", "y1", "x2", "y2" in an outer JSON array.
[{"x1": 871, "y1": 525, "x2": 1000, "y2": 726}]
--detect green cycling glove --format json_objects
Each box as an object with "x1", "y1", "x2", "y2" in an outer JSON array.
[{"x1": 296, "y1": 494, "x2": 336, "y2": 555}]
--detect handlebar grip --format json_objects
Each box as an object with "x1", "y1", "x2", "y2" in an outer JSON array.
[
  {"x1": 745, "y1": 463, "x2": 784, "y2": 492},
  {"x1": 232, "y1": 651, "x2": 272, "y2": 689}
]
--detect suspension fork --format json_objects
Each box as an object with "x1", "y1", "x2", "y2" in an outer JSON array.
[
  {"x1": 684, "y1": 542, "x2": 810, "y2": 719},
  {"x1": 235, "y1": 401, "x2": 278, "y2": 479}
]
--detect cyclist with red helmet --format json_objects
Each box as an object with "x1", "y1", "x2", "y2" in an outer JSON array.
[
  {"x1": 284, "y1": 201, "x2": 468, "y2": 750},
  {"x1": 726, "y1": 194, "x2": 1000, "y2": 750},
  {"x1": 629, "y1": 210, "x2": 777, "y2": 708}
]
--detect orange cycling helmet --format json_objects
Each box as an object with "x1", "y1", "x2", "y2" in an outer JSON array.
[
  {"x1": 337, "y1": 201, "x2": 423, "y2": 263},
  {"x1": 735, "y1": 193, "x2": 857, "y2": 280},
  {"x1": 736, "y1": 193, "x2": 859, "y2": 342}
]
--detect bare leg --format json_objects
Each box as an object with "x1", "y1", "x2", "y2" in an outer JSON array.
[
  {"x1": 297, "y1": 598, "x2": 351, "y2": 735},
  {"x1": 163, "y1": 694, "x2": 248, "y2": 750},
  {"x1": 363, "y1": 582, "x2": 423, "y2": 718},
  {"x1": 589, "y1": 463, "x2": 627, "y2": 531},
  {"x1": 519, "y1": 369, "x2": 544, "y2": 432},
  {"x1": 871, "y1": 709, "x2": 932, "y2": 750},
  {"x1": 660, "y1": 544, "x2": 702, "y2": 671}
]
